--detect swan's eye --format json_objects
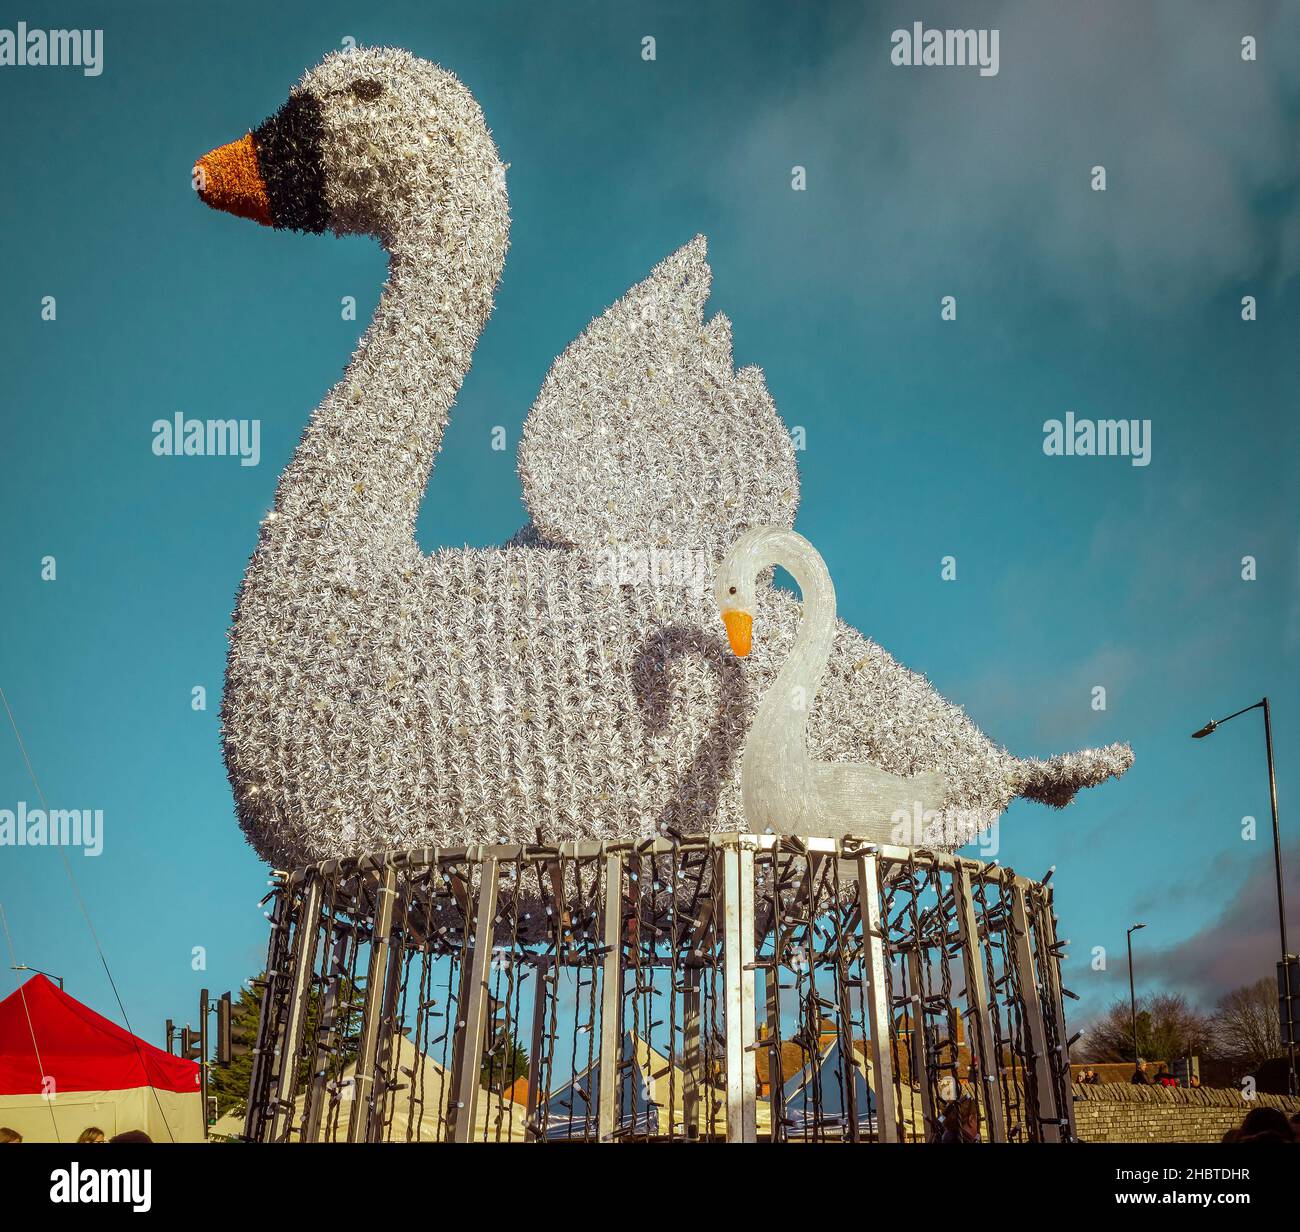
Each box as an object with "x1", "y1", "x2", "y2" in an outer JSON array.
[
  {"x1": 728, "y1": 586, "x2": 737, "y2": 596},
  {"x1": 350, "y1": 79, "x2": 384, "y2": 101}
]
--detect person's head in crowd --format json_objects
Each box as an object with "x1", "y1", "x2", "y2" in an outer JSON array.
[
  {"x1": 0, "y1": 1127, "x2": 21, "y2": 1143},
  {"x1": 77, "y1": 1127, "x2": 105, "y2": 1143},
  {"x1": 1238, "y1": 1107, "x2": 1293, "y2": 1140},
  {"x1": 108, "y1": 1130, "x2": 152, "y2": 1144}
]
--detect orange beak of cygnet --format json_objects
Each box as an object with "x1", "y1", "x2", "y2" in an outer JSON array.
[
  {"x1": 722, "y1": 609, "x2": 753, "y2": 657},
  {"x1": 194, "y1": 134, "x2": 273, "y2": 227}
]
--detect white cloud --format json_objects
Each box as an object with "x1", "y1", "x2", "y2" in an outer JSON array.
[{"x1": 712, "y1": 0, "x2": 1300, "y2": 315}]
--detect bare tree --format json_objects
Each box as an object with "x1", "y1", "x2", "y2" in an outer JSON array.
[
  {"x1": 1209, "y1": 978, "x2": 1280, "y2": 1069},
  {"x1": 1080, "y1": 993, "x2": 1213, "y2": 1063}
]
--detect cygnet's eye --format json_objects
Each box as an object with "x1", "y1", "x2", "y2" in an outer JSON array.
[
  {"x1": 728, "y1": 586, "x2": 737, "y2": 596},
  {"x1": 350, "y1": 79, "x2": 385, "y2": 101}
]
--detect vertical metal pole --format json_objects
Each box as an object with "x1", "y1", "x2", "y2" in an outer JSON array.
[
  {"x1": 681, "y1": 853, "x2": 715, "y2": 1141},
  {"x1": 682, "y1": 965, "x2": 701, "y2": 1140},
  {"x1": 450, "y1": 855, "x2": 499, "y2": 1143},
  {"x1": 1262, "y1": 699, "x2": 1298, "y2": 1096},
  {"x1": 906, "y1": 947, "x2": 935, "y2": 1142},
  {"x1": 446, "y1": 916, "x2": 477, "y2": 1131},
  {"x1": 198, "y1": 989, "x2": 210, "y2": 1139},
  {"x1": 1010, "y1": 882, "x2": 1060, "y2": 1142},
  {"x1": 739, "y1": 841, "x2": 758, "y2": 1141},
  {"x1": 954, "y1": 861, "x2": 1007, "y2": 1142},
  {"x1": 347, "y1": 864, "x2": 397, "y2": 1143},
  {"x1": 1127, "y1": 928, "x2": 1139, "y2": 1076},
  {"x1": 857, "y1": 852, "x2": 899, "y2": 1142},
  {"x1": 1036, "y1": 890, "x2": 1076, "y2": 1140},
  {"x1": 525, "y1": 956, "x2": 551, "y2": 1135},
  {"x1": 834, "y1": 919, "x2": 860, "y2": 1142},
  {"x1": 369, "y1": 923, "x2": 406, "y2": 1142},
  {"x1": 302, "y1": 924, "x2": 348, "y2": 1143},
  {"x1": 722, "y1": 841, "x2": 757, "y2": 1142},
  {"x1": 598, "y1": 850, "x2": 623, "y2": 1143},
  {"x1": 764, "y1": 926, "x2": 784, "y2": 1139},
  {"x1": 269, "y1": 874, "x2": 322, "y2": 1142},
  {"x1": 244, "y1": 881, "x2": 293, "y2": 1142}
]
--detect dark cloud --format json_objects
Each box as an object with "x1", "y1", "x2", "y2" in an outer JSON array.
[{"x1": 1138, "y1": 839, "x2": 1300, "y2": 1004}]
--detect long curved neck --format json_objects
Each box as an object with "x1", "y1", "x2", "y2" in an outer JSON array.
[
  {"x1": 749, "y1": 531, "x2": 837, "y2": 767},
  {"x1": 267, "y1": 206, "x2": 507, "y2": 560}
]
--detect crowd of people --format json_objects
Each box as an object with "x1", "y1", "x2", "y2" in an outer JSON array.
[
  {"x1": 0, "y1": 1126, "x2": 152, "y2": 1143},
  {"x1": 1128, "y1": 1059, "x2": 1198, "y2": 1087},
  {"x1": 1073, "y1": 1059, "x2": 1201, "y2": 1087}
]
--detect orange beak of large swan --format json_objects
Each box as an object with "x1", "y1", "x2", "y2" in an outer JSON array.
[
  {"x1": 194, "y1": 134, "x2": 273, "y2": 227},
  {"x1": 721, "y1": 609, "x2": 752, "y2": 657}
]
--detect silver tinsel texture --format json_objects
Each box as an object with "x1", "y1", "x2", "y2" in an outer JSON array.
[{"x1": 214, "y1": 48, "x2": 1133, "y2": 876}]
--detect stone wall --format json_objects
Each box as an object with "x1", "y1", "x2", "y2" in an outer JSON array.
[{"x1": 1071, "y1": 1082, "x2": 1300, "y2": 1143}]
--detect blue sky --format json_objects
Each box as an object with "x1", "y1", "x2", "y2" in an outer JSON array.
[{"x1": 1, "y1": 0, "x2": 1297, "y2": 1052}]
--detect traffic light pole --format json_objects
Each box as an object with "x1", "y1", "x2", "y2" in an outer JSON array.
[{"x1": 199, "y1": 988, "x2": 210, "y2": 1139}]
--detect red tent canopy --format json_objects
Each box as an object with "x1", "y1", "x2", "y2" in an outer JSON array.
[{"x1": 0, "y1": 974, "x2": 199, "y2": 1095}]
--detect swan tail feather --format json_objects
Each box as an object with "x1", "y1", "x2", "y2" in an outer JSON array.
[{"x1": 1013, "y1": 742, "x2": 1134, "y2": 808}]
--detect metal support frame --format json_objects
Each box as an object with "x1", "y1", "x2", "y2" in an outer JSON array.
[
  {"x1": 681, "y1": 965, "x2": 701, "y2": 1140},
  {"x1": 370, "y1": 916, "x2": 408, "y2": 1141},
  {"x1": 245, "y1": 834, "x2": 1074, "y2": 1147},
  {"x1": 301, "y1": 923, "x2": 349, "y2": 1142},
  {"x1": 243, "y1": 880, "x2": 294, "y2": 1142},
  {"x1": 763, "y1": 914, "x2": 784, "y2": 1138},
  {"x1": 722, "y1": 840, "x2": 757, "y2": 1142},
  {"x1": 833, "y1": 930, "x2": 860, "y2": 1142},
  {"x1": 347, "y1": 864, "x2": 397, "y2": 1143},
  {"x1": 1009, "y1": 882, "x2": 1060, "y2": 1142},
  {"x1": 269, "y1": 873, "x2": 322, "y2": 1142},
  {"x1": 449, "y1": 853, "x2": 499, "y2": 1142},
  {"x1": 525, "y1": 955, "x2": 551, "y2": 1134},
  {"x1": 953, "y1": 859, "x2": 1007, "y2": 1142},
  {"x1": 857, "y1": 851, "x2": 900, "y2": 1142},
  {"x1": 598, "y1": 850, "x2": 623, "y2": 1142},
  {"x1": 906, "y1": 947, "x2": 935, "y2": 1140},
  {"x1": 1034, "y1": 889, "x2": 1077, "y2": 1140}
]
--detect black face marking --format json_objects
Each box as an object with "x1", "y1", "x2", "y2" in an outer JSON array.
[
  {"x1": 252, "y1": 92, "x2": 329, "y2": 233},
  {"x1": 350, "y1": 79, "x2": 384, "y2": 101}
]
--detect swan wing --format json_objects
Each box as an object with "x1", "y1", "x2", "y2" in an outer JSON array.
[
  {"x1": 517, "y1": 236, "x2": 800, "y2": 558},
  {"x1": 809, "y1": 761, "x2": 949, "y2": 845}
]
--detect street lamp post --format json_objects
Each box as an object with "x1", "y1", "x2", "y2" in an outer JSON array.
[
  {"x1": 1192, "y1": 696, "x2": 1297, "y2": 1097},
  {"x1": 1127, "y1": 923, "x2": 1146, "y2": 1077}
]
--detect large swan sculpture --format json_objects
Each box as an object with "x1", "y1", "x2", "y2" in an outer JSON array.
[{"x1": 195, "y1": 48, "x2": 1133, "y2": 878}]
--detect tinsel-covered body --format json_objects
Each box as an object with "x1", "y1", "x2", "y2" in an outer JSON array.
[
  {"x1": 225, "y1": 540, "x2": 1043, "y2": 868},
  {"x1": 213, "y1": 48, "x2": 1133, "y2": 875}
]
